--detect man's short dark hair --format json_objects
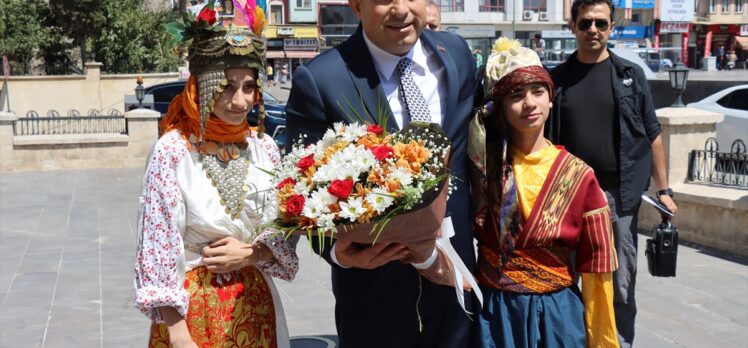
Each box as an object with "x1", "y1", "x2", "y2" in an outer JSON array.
[{"x1": 571, "y1": 0, "x2": 615, "y2": 23}]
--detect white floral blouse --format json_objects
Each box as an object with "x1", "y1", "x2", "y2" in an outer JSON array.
[{"x1": 134, "y1": 130, "x2": 299, "y2": 323}]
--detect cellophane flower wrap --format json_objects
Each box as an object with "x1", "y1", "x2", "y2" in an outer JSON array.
[{"x1": 271, "y1": 122, "x2": 452, "y2": 249}]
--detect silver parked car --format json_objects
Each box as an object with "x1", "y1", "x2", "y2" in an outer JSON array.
[{"x1": 687, "y1": 84, "x2": 748, "y2": 150}]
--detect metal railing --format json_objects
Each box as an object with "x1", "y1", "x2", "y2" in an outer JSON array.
[
  {"x1": 14, "y1": 109, "x2": 127, "y2": 136},
  {"x1": 687, "y1": 138, "x2": 747, "y2": 188}
]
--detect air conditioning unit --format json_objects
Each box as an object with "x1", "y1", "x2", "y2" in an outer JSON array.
[
  {"x1": 523, "y1": 10, "x2": 534, "y2": 21},
  {"x1": 539, "y1": 11, "x2": 549, "y2": 21}
]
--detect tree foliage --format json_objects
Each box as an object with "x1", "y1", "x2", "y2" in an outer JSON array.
[
  {"x1": 92, "y1": 0, "x2": 182, "y2": 73},
  {"x1": 0, "y1": 0, "x2": 60, "y2": 74},
  {"x1": 49, "y1": 0, "x2": 107, "y2": 68}
]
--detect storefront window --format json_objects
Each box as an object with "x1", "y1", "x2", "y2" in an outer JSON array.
[
  {"x1": 480, "y1": 0, "x2": 504, "y2": 12},
  {"x1": 435, "y1": 0, "x2": 465, "y2": 12},
  {"x1": 524, "y1": 0, "x2": 547, "y2": 12}
]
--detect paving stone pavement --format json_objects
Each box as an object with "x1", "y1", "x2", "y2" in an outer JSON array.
[{"x1": 1, "y1": 167, "x2": 746, "y2": 347}]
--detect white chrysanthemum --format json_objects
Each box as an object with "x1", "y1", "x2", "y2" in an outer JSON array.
[
  {"x1": 338, "y1": 197, "x2": 367, "y2": 222},
  {"x1": 302, "y1": 196, "x2": 328, "y2": 219},
  {"x1": 387, "y1": 166, "x2": 414, "y2": 187},
  {"x1": 294, "y1": 181, "x2": 310, "y2": 195},
  {"x1": 342, "y1": 123, "x2": 368, "y2": 142},
  {"x1": 333, "y1": 122, "x2": 346, "y2": 135},
  {"x1": 365, "y1": 188, "x2": 395, "y2": 214},
  {"x1": 311, "y1": 189, "x2": 338, "y2": 206},
  {"x1": 316, "y1": 213, "x2": 336, "y2": 232},
  {"x1": 313, "y1": 145, "x2": 377, "y2": 182},
  {"x1": 322, "y1": 129, "x2": 339, "y2": 148}
]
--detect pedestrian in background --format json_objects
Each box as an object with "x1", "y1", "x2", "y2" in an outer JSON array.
[
  {"x1": 266, "y1": 63, "x2": 275, "y2": 87},
  {"x1": 546, "y1": 0, "x2": 678, "y2": 346},
  {"x1": 426, "y1": 0, "x2": 441, "y2": 31}
]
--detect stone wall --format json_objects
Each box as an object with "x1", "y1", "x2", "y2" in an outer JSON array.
[
  {"x1": 5, "y1": 63, "x2": 179, "y2": 115},
  {"x1": 0, "y1": 109, "x2": 160, "y2": 172},
  {"x1": 638, "y1": 107, "x2": 748, "y2": 257}
]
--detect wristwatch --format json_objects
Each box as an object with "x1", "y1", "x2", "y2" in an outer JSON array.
[{"x1": 656, "y1": 188, "x2": 674, "y2": 198}]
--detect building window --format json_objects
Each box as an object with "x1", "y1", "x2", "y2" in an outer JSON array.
[
  {"x1": 270, "y1": 4, "x2": 283, "y2": 24},
  {"x1": 480, "y1": 0, "x2": 504, "y2": 12},
  {"x1": 435, "y1": 0, "x2": 465, "y2": 12},
  {"x1": 709, "y1": 0, "x2": 716, "y2": 12},
  {"x1": 296, "y1": 0, "x2": 312, "y2": 10},
  {"x1": 216, "y1": 0, "x2": 234, "y2": 17},
  {"x1": 722, "y1": 0, "x2": 730, "y2": 12},
  {"x1": 631, "y1": 13, "x2": 640, "y2": 22},
  {"x1": 319, "y1": 5, "x2": 359, "y2": 36},
  {"x1": 737, "y1": 0, "x2": 744, "y2": 12},
  {"x1": 523, "y1": 0, "x2": 547, "y2": 12}
]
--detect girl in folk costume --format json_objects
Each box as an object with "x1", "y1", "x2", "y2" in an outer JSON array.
[
  {"x1": 468, "y1": 38, "x2": 619, "y2": 348},
  {"x1": 133, "y1": 2, "x2": 298, "y2": 347}
]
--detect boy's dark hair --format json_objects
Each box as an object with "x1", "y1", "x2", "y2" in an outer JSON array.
[{"x1": 571, "y1": 0, "x2": 615, "y2": 23}]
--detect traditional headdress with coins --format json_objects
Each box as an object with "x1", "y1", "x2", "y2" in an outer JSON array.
[
  {"x1": 160, "y1": 1, "x2": 270, "y2": 220},
  {"x1": 162, "y1": 0, "x2": 269, "y2": 144}
]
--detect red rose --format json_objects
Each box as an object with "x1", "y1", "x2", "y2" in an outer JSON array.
[
  {"x1": 296, "y1": 154, "x2": 315, "y2": 172},
  {"x1": 285, "y1": 194, "x2": 305, "y2": 216},
  {"x1": 328, "y1": 178, "x2": 354, "y2": 199},
  {"x1": 370, "y1": 145, "x2": 395, "y2": 161},
  {"x1": 367, "y1": 124, "x2": 384, "y2": 135},
  {"x1": 276, "y1": 177, "x2": 296, "y2": 190},
  {"x1": 196, "y1": 7, "x2": 217, "y2": 25}
]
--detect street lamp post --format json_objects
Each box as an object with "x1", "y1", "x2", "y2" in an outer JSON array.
[
  {"x1": 135, "y1": 75, "x2": 145, "y2": 109},
  {"x1": 668, "y1": 61, "x2": 689, "y2": 107}
]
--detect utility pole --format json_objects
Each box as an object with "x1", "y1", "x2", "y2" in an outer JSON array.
[{"x1": 512, "y1": 0, "x2": 517, "y2": 39}]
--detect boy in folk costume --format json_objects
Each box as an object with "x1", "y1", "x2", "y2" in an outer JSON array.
[{"x1": 468, "y1": 38, "x2": 619, "y2": 347}]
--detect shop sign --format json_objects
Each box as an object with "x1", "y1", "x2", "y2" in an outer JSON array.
[
  {"x1": 267, "y1": 39, "x2": 284, "y2": 48},
  {"x1": 284, "y1": 38, "x2": 318, "y2": 51},
  {"x1": 660, "y1": 22, "x2": 690, "y2": 33},
  {"x1": 741, "y1": 25, "x2": 748, "y2": 36},
  {"x1": 443, "y1": 25, "x2": 495, "y2": 38},
  {"x1": 659, "y1": 0, "x2": 694, "y2": 21},
  {"x1": 611, "y1": 26, "x2": 648, "y2": 39},
  {"x1": 613, "y1": 0, "x2": 654, "y2": 9},
  {"x1": 277, "y1": 27, "x2": 294, "y2": 36}
]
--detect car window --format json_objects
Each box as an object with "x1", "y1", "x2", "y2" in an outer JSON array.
[
  {"x1": 150, "y1": 84, "x2": 183, "y2": 104},
  {"x1": 716, "y1": 89, "x2": 748, "y2": 110},
  {"x1": 263, "y1": 92, "x2": 280, "y2": 104},
  {"x1": 725, "y1": 89, "x2": 748, "y2": 111}
]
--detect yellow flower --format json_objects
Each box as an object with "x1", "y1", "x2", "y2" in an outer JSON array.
[{"x1": 491, "y1": 37, "x2": 521, "y2": 54}]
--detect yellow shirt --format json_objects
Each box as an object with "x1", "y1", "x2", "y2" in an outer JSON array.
[{"x1": 510, "y1": 142, "x2": 619, "y2": 348}]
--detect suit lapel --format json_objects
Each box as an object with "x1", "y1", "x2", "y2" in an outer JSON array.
[
  {"x1": 420, "y1": 31, "x2": 459, "y2": 136},
  {"x1": 338, "y1": 27, "x2": 398, "y2": 131}
]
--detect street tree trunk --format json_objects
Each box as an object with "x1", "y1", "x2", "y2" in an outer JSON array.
[{"x1": 80, "y1": 37, "x2": 87, "y2": 69}]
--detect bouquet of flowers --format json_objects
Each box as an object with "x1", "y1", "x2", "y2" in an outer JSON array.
[{"x1": 271, "y1": 122, "x2": 452, "y2": 248}]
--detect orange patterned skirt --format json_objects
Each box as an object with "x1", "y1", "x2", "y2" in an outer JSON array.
[{"x1": 149, "y1": 266, "x2": 277, "y2": 348}]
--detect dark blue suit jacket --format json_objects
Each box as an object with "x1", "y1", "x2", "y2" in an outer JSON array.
[{"x1": 286, "y1": 26, "x2": 477, "y2": 348}]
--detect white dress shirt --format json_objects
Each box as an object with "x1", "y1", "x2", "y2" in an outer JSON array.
[
  {"x1": 331, "y1": 34, "x2": 448, "y2": 268},
  {"x1": 362, "y1": 32, "x2": 447, "y2": 129}
]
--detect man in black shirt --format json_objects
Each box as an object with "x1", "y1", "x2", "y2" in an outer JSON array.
[{"x1": 547, "y1": 0, "x2": 678, "y2": 346}]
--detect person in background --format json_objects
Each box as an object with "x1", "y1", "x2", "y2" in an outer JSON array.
[
  {"x1": 546, "y1": 0, "x2": 678, "y2": 346},
  {"x1": 533, "y1": 33, "x2": 546, "y2": 61},
  {"x1": 266, "y1": 63, "x2": 275, "y2": 87},
  {"x1": 474, "y1": 48, "x2": 484, "y2": 68},
  {"x1": 426, "y1": 0, "x2": 441, "y2": 31}
]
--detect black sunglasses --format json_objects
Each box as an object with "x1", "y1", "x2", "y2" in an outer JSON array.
[{"x1": 577, "y1": 19, "x2": 610, "y2": 31}]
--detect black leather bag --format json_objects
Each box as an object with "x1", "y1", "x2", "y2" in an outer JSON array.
[{"x1": 645, "y1": 220, "x2": 679, "y2": 277}]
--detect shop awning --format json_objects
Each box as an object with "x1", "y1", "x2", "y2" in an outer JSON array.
[
  {"x1": 265, "y1": 50, "x2": 319, "y2": 59},
  {"x1": 267, "y1": 50, "x2": 285, "y2": 59},
  {"x1": 735, "y1": 36, "x2": 748, "y2": 48}
]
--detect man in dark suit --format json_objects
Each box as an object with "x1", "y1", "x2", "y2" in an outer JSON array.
[{"x1": 285, "y1": 0, "x2": 477, "y2": 346}]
